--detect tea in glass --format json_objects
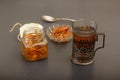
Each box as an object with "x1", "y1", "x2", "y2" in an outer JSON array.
[{"x1": 72, "y1": 19, "x2": 105, "y2": 65}]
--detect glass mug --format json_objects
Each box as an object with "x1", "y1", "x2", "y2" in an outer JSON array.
[{"x1": 71, "y1": 19, "x2": 105, "y2": 65}]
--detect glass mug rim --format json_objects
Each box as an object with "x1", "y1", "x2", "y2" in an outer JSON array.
[{"x1": 73, "y1": 19, "x2": 97, "y2": 35}]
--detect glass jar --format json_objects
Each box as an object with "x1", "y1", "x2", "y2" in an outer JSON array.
[{"x1": 20, "y1": 23, "x2": 48, "y2": 61}]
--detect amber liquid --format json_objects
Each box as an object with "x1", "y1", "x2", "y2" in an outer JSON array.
[
  {"x1": 21, "y1": 33, "x2": 48, "y2": 61},
  {"x1": 72, "y1": 26, "x2": 96, "y2": 63}
]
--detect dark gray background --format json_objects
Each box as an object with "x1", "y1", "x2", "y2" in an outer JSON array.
[{"x1": 0, "y1": 0, "x2": 120, "y2": 80}]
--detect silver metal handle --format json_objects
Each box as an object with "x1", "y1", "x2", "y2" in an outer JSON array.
[
  {"x1": 56, "y1": 18, "x2": 76, "y2": 22},
  {"x1": 95, "y1": 33, "x2": 105, "y2": 53}
]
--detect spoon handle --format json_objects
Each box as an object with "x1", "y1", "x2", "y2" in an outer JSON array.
[{"x1": 56, "y1": 18, "x2": 75, "y2": 22}]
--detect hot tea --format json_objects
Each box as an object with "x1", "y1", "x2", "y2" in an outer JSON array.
[
  {"x1": 72, "y1": 19, "x2": 105, "y2": 65},
  {"x1": 72, "y1": 26, "x2": 96, "y2": 64}
]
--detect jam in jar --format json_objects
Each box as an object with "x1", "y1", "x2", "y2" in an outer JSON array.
[{"x1": 20, "y1": 23, "x2": 48, "y2": 61}]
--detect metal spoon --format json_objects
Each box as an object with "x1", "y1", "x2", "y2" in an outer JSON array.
[{"x1": 42, "y1": 15, "x2": 75, "y2": 22}]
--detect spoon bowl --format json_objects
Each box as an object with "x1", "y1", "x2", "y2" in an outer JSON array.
[{"x1": 42, "y1": 15, "x2": 57, "y2": 22}]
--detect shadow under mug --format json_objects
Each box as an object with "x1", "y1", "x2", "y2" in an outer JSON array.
[{"x1": 71, "y1": 19, "x2": 105, "y2": 65}]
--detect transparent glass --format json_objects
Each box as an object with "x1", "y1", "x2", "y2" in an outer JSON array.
[
  {"x1": 21, "y1": 27, "x2": 48, "y2": 61},
  {"x1": 46, "y1": 24, "x2": 72, "y2": 42},
  {"x1": 72, "y1": 19, "x2": 105, "y2": 65}
]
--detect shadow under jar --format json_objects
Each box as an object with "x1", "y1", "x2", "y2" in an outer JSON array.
[{"x1": 72, "y1": 19, "x2": 105, "y2": 65}]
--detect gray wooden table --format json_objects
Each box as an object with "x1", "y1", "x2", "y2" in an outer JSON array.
[{"x1": 0, "y1": 0, "x2": 119, "y2": 80}]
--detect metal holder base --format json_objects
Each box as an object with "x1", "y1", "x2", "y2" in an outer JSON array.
[{"x1": 71, "y1": 58, "x2": 94, "y2": 66}]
